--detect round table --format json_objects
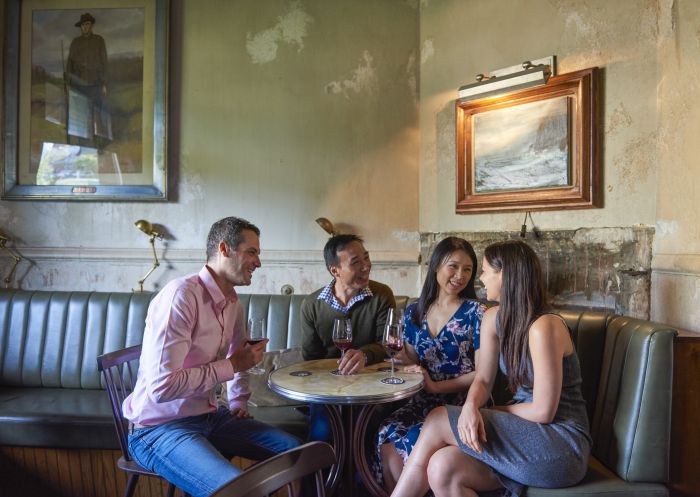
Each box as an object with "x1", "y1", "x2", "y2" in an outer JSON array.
[{"x1": 268, "y1": 358, "x2": 423, "y2": 497}]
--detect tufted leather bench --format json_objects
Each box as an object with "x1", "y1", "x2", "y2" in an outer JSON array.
[
  {"x1": 0, "y1": 290, "x2": 409, "y2": 449},
  {"x1": 0, "y1": 291, "x2": 154, "y2": 449},
  {"x1": 525, "y1": 310, "x2": 676, "y2": 497},
  {"x1": 0, "y1": 291, "x2": 676, "y2": 496}
]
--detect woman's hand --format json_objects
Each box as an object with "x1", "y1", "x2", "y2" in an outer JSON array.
[
  {"x1": 402, "y1": 363, "x2": 422, "y2": 373},
  {"x1": 402, "y1": 364, "x2": 441, "y2": 393},
  {"x1": 457, "y1": 402, "x2": 486, "y2": 453},
  {"x1": 420, "y1": 368, "x2": 441, "y2": 394}
]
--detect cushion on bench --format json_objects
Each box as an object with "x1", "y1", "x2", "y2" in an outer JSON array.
[
  {"x1": 525, "y1": 458, "x2": 668, "y2": 497},
  {"x1": 0, "y1": 387, "x2": 116, "y2": 449}
]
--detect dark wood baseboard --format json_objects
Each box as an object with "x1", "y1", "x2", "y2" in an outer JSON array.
[{"x1": 669, "y1": 330, "x2": 700, "y2": 497}]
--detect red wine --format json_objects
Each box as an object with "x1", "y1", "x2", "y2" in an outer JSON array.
[
  {"x1": 246, "y1": 339, "x2": 264, "y2": 345},
  {"x1": 384, "y1": 342, "x2": 403, "y2": 356},
  {"x1": 334, "y1": 338, "x2": 352, "y2": 351}
]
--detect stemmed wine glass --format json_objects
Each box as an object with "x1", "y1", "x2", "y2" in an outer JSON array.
[
  {"x1": 331, "y1": 318, "x2": 353, "y2": 375},
  {"x1": 247, "y1": 318, "x2": 267, "y2": 375},
  {"x1": 381, "y1": 308, "x2": 405, "y2": 385}
]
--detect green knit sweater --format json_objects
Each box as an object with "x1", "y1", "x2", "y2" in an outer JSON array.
[{"x1": 300, "y1": 280, "x2": 396, "y2": 365}]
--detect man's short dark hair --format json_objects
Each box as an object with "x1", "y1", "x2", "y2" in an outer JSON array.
[
  {"x1": 323, "y1": 234, "x2": 364, "y2": 271},
  {"x1": 206, "y1": 217, "x2": 260, "y2": 261}
]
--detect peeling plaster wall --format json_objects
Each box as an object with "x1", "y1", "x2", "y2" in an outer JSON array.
[
  {"x1": 2, "y1": 1, "x2": 700, "y2": 330},
  {"x1": 0, "y1": 0, "x2": 421, "y2": 296},
  {"x1": 419, "y1": 0, "x2": 659, "y2": 232},
  {"x1": 420, "y1": 0, "x2": 700, "y2": 331},
  {"x1": 651, "y1": 0, "x2": 700, "y2": 332}
]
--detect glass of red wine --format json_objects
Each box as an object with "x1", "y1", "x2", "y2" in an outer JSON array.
[
  {"x1": 247, "y1": 318, "x2": 267, "y2": 375},
  {"x1": 381, "y1": 308, "x2": 405, "y2": 384},
  {"x1": 331, "y1": 318, "x2": 353, "y2": 375}
]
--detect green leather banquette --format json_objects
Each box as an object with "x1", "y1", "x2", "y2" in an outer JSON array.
[
  {"x1": 0, "y1": 290, "x2": 411, "y2": 449},
  {"x1": 0, "y1": 290, "x2": 676, "y2": 497}
]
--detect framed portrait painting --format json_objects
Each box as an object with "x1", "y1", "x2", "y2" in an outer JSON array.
[
  {"x1": 455, "y1": 67, "x2": 599, "y2": 213},
  {"x1": 2, "y1": 0, "x2": 169, "y2": 200}
]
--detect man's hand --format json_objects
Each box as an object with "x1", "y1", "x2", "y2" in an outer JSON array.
[
  {"x1": 229, "y1": 407, "x2": 252, "y2": 419},
  {"x1": 337, "y1": 348, "x2": 366, "y2": 375},
  {"x1": 229, "y1": 338, "x2": 268, "y2": 373}
]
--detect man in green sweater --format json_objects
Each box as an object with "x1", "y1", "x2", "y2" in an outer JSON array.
[
  {"x1": 301, "y1": 234, "x2": 396, "y2": 374},
  {"x1": 300, "y1": 234, "x2": 396, "y2": 448}
]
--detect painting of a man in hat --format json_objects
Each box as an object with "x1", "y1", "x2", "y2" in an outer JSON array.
[
  {"x1": 65, "y1": 12, "x2": 111, "y2": 149},
  {"x1": 23, "y1": 6, "x2": 152, "y2": 190}
]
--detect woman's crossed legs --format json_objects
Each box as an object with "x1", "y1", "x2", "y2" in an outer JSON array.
[{"x1": 390, "y1": 407, "x2": 501, "y2": 497}]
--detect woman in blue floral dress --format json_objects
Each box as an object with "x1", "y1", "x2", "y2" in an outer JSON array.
[{"x1": 374, "y1": 237, "x2": 485, "y2": 492}]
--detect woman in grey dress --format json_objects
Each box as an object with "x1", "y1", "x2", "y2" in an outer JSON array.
[{"x1": 390, "y1": 240, "x2": 591, "y2": 497}]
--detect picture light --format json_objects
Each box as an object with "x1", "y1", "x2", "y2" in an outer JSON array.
[{"x1": 458, "y1": 56, "x2": 555, "y2": 102}]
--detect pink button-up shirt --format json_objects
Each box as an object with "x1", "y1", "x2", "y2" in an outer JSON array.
[{"x1": 123, "y1": 266, "x2": 250, "y2": 426}]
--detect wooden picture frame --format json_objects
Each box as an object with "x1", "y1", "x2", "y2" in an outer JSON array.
[
  {"x1": 455, "y1": 67, "x2": 599, "y2": 214},
  {"x1": 2, "y1": 0, "x2": 169, "y2": 200}
]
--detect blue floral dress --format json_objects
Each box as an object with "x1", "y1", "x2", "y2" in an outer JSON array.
[{"x1": 372, "y1": 299, "x2": 485, "y2": 484}]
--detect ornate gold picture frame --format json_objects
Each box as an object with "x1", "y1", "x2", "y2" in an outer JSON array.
[{"x1": 455, "y1": 67, "x2": 599, "y2": 214}]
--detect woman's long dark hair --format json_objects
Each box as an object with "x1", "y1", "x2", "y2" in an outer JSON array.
[
  {"x1": 484, "y1": 240, "x2": 547, "y2": 392},
  {"x1": 412, "y1": 237, "x2": 478, "y2": 327}
]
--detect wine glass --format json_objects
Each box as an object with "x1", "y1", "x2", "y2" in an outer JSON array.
[
  {"x1": 247, "y1": 318, "x2": 267, "y2": 375},
  {"x1": 381, "y1": 308, "x2": 405, "y2": 384},
  {"x1": 331, "y1": 318, "x2": 353, "y2": 375}
]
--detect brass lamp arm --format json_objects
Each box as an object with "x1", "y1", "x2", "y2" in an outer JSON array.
[
  {"x1": 1, "y1": 244, "x2": 22, "y2": 289},
  {"x1": 136, "y1": 235, "x2": 160, "y2": 292}
]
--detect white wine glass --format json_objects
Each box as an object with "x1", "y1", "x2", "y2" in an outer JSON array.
[
  {"x1": 381, "y1": 308, "x2": 405, "y2": 385},
  {"x1": 247, "y1": 318, "x2": 267, "y2": 375},
  {"x1": 331, "y1": 318, "x2": 353, "y2": 375}
]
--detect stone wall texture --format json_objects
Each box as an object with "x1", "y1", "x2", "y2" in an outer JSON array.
[{"x1": 421, "y1": 227, "x2": 654, "y2": 319}]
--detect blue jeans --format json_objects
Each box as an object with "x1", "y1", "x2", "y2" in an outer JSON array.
[
  {"x1": 308, "y1": 404, "x2": 332, "y2": 442},
  {"x1": 127, "y1": 407, "x2": 301, "y2": 497}
]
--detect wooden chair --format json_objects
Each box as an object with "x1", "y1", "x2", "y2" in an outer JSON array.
[
  {"x1": 97, "y1": 345, "x2": 179, "y2": 497},
  {"x1": 209, "y1": 441, "x2": 336, "y2": 497}
]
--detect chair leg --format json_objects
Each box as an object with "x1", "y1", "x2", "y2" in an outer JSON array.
[
  {"x1": 316, "y1": 471, "x2": 326, "y2": 497},
  {"x1": 124, "y1": 474, "x2": 139, "y2": 497}
]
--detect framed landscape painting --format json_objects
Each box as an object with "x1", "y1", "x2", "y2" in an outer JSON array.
[
  {"x1": 2, "y1": 0, "x2": 169, "y2": 200},
  {"x1": 455, "y1": 67, "x2": 600, "y2": 213}
]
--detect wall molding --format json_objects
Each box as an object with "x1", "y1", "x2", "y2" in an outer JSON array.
[
  {"x1": 652, "y1": 253, "x2": 700, "y2": 276},
  {"x1": 9, "y1": 246, "x2": 421, "y2": 296},
  {"x1": 16, "y1": 246, "x2": 420, "y2": 266}
]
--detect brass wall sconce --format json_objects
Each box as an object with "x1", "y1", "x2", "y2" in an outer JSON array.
[
  {"x1": 0, "y1": 229, "x2": 22, "y2": 289},
  {"x1": 134, "y1": 219, "x2": 163, "y2": 292},
  {"x1": 315, "y1": 217, "x2": 338, "y2": 236}
]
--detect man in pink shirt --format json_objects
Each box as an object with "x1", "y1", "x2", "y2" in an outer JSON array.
[{"x1": 123, "y1": 217, "x2": 300, "y2": 497}]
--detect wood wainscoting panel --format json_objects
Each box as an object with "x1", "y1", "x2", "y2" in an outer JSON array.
[
  {"x1": 0, "y1": 447, "x2": 287, "y2": 497},
  {"x1": 670, "y1": 330, "x2": 700, "y2": 497}
]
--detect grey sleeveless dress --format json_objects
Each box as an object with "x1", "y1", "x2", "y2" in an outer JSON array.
[{"x1": 445, "y1": 316, "x2": 591, "y2": 496}]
